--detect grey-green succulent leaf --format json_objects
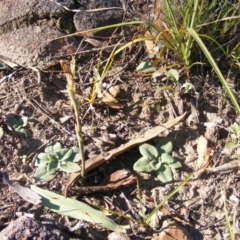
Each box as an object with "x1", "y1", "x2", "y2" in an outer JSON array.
[
  {"x1": 47, "y1": 160, "x2": 58, "y2": 175},
  {"x1": 133, "y1": 156, "x2": 153, "y2": 172},
  {"x1": 155, "y1": 164, "x2": 173, "y2": 183},
  {"x1": 169, "y1": 161, "x2": 182, "y2": 169},
  {"x1": 58, "y1": 148, "x2": 73, "y2": 162},
  {"x1": 34, "y1": 165, "x2": 56, "y2": 183},
  {"x1": 161, "y1": 153, "x2": 175, "y2": 164},
  {"x1": 36, "y1": 173, "x2": 56, "y2": 183},
  {"x1": 136, "y1": 61, "x2": 156, "y2": 73},
  {"x1": 6, "y1": 115, "x2": 28, "y2": 135},
  {"x1": 48, "y1": 153, "x2": 58, "y2": 161},
  {"x1": 165, "y1": 69, "x2": 179, "y2": 83},
  {"x1": 35, "y1": 153, "x2": 52, "y2": 166},
  {"x1": 45, "y1": 142, "x2": 62, "y2": 153},
  {"x1": 59, "y1": 162, "x2": 81, "y2": 173},
  {"x1": 72, "y1": 151, "x2": 82, "y2": 162},
  {"x1": 34, "y1": 165, "x2": 48, "y2": 179},
  {"x1": 139, "y1": 143, "x2": 158, "y2": 159},
  {"x1": 31, "y1": 186, "x2": 126, "y2": 233},
  {"x1": 155, "y1": 141, "x2": 173, "y2": 155},
  {"x1": 150, "y1": 161, "x2": 162, "y2": 171}
]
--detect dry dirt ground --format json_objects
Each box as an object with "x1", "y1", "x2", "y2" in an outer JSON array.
[{"x1": 1, "y1": 9, "x2": 240, "y2": 240}]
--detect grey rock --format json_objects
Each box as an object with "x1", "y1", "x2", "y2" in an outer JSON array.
[
  {"x1": 73, "y1": 0, "x2": 123, "y2": 32},
  {"x1": 0, "y1": 216, "x2": 69, "y2": 240},
  {"x1": 0, "y1": 24, "x2": 78, "y2": 69},
  {"x1": 0, "y1": 0, "x2": 75, "y2": 35},
  {"x1": 74, "y1": 9, "x2": 123, "y2": 32},
  {"x1": 0, "y1": 0, "x2": 124, "y2": 69},
  {"x1": 0, "y1": 0, "x2": 77, "y2": 69}
]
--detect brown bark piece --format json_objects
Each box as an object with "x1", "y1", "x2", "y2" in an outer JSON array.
[
  {"x1": 197, "y1": 135, "x2": 211, "y2": 177},
  {"x1": 152, "y1": 220, "x2": 192, "y2": 240}
]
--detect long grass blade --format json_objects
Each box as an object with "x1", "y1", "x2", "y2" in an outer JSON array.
[
  {"x1": 224, "y1": 188, "x2": 235, "y2": 240},
  {"x1": 145, "y1": 172, "x2": 193, "y2": 225},
  {"x1": 187, "y1": 28, "x2": 240, "y2": 115}
]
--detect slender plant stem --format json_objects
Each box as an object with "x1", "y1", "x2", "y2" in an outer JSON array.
[{"x1": 60, "y1": 60, "x2": 85, "y2": 178}]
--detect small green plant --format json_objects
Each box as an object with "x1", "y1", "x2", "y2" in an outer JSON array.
[
  {"x1": 162, "y1": 69, "x2": 179, "y2": 86},
  {"x1": 34, "y1": 142, "x2": 81, "y2": 183},
  {"x1": 133, "y1": 141, "x2": 182, "y2": 183},
  {"x1": 136, "y1": 61, "x2": 157, "y2": 73},
  {"x1": 225, "y1": 122, "x2": 240, "y2": 149},
  {"x1": 6, "y1": 115, "x2": 28, "y2": 135}
]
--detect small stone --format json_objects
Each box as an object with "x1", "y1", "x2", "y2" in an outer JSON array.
[
  {"x1": 108, "y1": 232, "x2": 130, "y2": 240},
  {"x1": 152, "y1": 220, "x2": 192, "y2": 240}
]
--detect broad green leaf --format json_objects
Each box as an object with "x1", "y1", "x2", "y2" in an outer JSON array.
[
  {"x1": 155, "y1": 164, "x2": 173, "y2": 183},
  {"x1": 34, "y1": 165, "x2": 48, "y2": 179},
  {"x1": 45, "y1": 142, "x2": 62, "y2": 153},
  {"x1": 37, "y1": 173, "x2": 56, "y2": 183},
  {"x1": 139, "y1": 143, "x2": 158, "y2": 159},
  {"x1": 48, "y1": 153, "x2": 58, "y2": 161},
  {"x1": 71, "y1": 147, "x2": 82, "y2": 162},
  {"x1": 47, "y1": 160, "x2": 58, "y2": 175},
  {"x1": 181, "y1": 83, "x2": 195, "y2": 93},
  {"x1": 35, "y1": 153, "x2": 52, "y2": 166},
  {"x1": 59, "y1": 162, "x2": 81, "y2": 173},
  {"x1": 150, "y1": 161, "x2": 162, "y2": 171},
  {"x1": 31, "y1": 186, "x2": 126, "y2": 233},
  {"x1": 230, "y1": 134, "x2": 237, "y2": 141},
  {"x1": 6, "y1": 115, "x2": 28, "y2": 135},
  {"x1": 133, "y1": 157, "x2": 152, "y2": 173},
  {"x1": 136, "y1": 62, "x2": 156, "y2": 73},
  {"x1": 165, "y1": 69, "x2": 179, "y2": 83},
  {"x1": 232, "y1": 123, "x2": 240, "y2": 137},
  {"x1": 161, "y1": 153, "x2": 175, "y2": 164},
  {"x1": 58, "y1": 149, "x2": 73, "y2": 162},
  {"x1": 169, "y1": 161, "x2": 182, "y2": 169},
  {"x1": 155, "y1": 141, "x2": 173, "y2": 155},
  {"x1": 225, "y1": 142, "x2": 240, "y2": 149},
  {"x1": 34, "y1": 165, "x2": 56, "y2": 183},
  {"x1": 72, "y1": 151, "x2": 82, "y2": 162}
]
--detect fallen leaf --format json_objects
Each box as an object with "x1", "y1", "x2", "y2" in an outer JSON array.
[
  {"x1": 99, "y1": 169, "x2": 130, "y2": 185},
  {"x1": 101, "y1": 90, "x2": 124, "y2": 109},
  {"x1": 4, "y1": 178, "x2": 41, "y2": 205},
  {"x1": 152, "y1": 220, "x2": 192, "y2": 240},
  {"x1": 108, "y1": 85, "x2": 120, "y2": 98},
  {"x1": 0, "y1": 57, "x2": 19, "y2": 68},
  {"x1": 144, "y1": 31, "x2": 155, "y2": 54},
  {"x1": 197, "y1": 135, "x2": 211, "y2": 177},
  {"x1": 160, "y1": 205, "x2": 187, "y2": 224},
  {"x1": 85, "y1": 38, "x2": 103, "y2": 47}
]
